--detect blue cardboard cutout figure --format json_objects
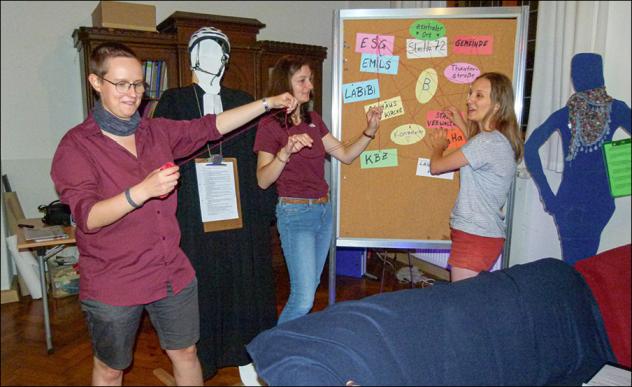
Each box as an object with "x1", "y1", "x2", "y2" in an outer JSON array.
[{"x1": 524, "y1": 53, "x2": 631, "y2": 265}]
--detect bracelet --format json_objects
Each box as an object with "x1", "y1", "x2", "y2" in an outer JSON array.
[
  {"x1": 124, "y1": 188, "x2": 141, "y2": 209},
  {"x1": 362, "y1": 130, "x2": 376, "y2": 139},
  {"x1": 262, "y1": 98, "x2": 271, "y2": 112},
  {"x1": 276, "y1": 153, "x2": 289, "y2": 163}
]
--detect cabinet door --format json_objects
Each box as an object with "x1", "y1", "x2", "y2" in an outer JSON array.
[{"x1": 222, "y1": 48, "x2": 259, "y2": 98}]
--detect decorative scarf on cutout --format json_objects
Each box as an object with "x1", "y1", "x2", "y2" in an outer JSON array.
[
  {"x1": 565, "y1": 87, "x2": 612, "y2": 161},
  {"x1": 93, "y1": 100, "x2": 140, "y2": 137}
]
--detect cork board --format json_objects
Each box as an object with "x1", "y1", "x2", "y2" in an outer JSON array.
[{"x1": 332, "y1": 7, "x2": 528, "y2": 247}]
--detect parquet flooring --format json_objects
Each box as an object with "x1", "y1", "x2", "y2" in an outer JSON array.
[{"x1": 2, "y1": 231, "x2": 439, "y2": 386}]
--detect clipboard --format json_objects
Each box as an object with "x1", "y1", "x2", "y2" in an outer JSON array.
[
  {"x1": 194, "y1": 157, "x2": 243, "y2": 232},
  {"x1": 602, "y1": 138, "x2": 631, "y2": 198}
]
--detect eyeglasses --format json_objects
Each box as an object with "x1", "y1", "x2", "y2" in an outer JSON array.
[{"x1": 99, "y1": 76, "x2": 146, "y2": 94}]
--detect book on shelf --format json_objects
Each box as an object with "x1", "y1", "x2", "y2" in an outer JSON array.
[
  {"x1": 140, "y1": 59, "x2": 168, "y2": 118},
  {"x1": 142, "y1": 60, "x2": 167, "y2": 100},
  {"x1": 144, "y1": 60, "x2": 154, "y2": 98},
  {"x1": 160, "y1": 62, "x2": 168, "y2": 98},
  {"x1": 154, "y1": 60, "x2": 162, "y2": 98},
  {"x1": 23, "y1": 225, "x2": 68, "y2": 242}
]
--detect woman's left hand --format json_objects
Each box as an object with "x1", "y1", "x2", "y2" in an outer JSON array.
[
  {"x1": 365, "y1": 106, "x2": 383, "y2": 136},
  {"x1": 269, "y1": 92, "x2": 298, "y2": 113}
]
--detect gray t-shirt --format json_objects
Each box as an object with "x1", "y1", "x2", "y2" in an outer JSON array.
[{"x1": 450, "y1": 130, "x2": 516, "y2": 238}]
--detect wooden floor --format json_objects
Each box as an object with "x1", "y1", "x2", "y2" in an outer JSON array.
[{"x1": 1, "y1": 235, "x2": 440, "y2": 386}]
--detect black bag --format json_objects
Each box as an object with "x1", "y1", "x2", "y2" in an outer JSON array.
[{"x1": 38, "y1": 200, "x2": 72, "y2": 226}]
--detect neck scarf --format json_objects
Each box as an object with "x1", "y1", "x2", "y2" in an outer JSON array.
[
  {"x1": 565, "y1": 87, "x2": 612, "y2": 161},
  {"x1": 92, "y1": 100, "x2": 140, "y2": 137}
]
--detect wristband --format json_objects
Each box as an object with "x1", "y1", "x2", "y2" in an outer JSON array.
[
  {"x1": 276, "y1": 153, "x2": 289, "y2": 163},
  {"x1": 262, "y1": 98, "x2": 271, "y2": 112},
  {"x1": 124, "y1": 188, "x2": 141, "y2": 209},
  {"x1": 362, "y1": 130, "x2": 376, "y2": 139}
]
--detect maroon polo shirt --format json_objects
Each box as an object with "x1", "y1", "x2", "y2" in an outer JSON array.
[
  {"x1": 51, "y1": 113, "x2": 220, "y2": 306},
  {"x1": 254, "y1": 111, "x2": 329, "y2": 198}
]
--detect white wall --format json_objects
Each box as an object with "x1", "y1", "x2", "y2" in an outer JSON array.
[
  {"x1": 0, "y1": 1, "x2": 391, "y2": 289},
  {"x1": 508, "y1": 1, "x2": 631, "y2": 266}
]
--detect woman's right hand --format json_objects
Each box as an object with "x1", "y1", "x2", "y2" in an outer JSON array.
[
  {"x1": 280, "y1": 133, "x2": 313, "y2": 159},
  {"x1": 444, "y1": 105, "x2": 468, "y2": 133},
  {"x1": 139, "y1": 164, "x2": 180, "y2": 200}
]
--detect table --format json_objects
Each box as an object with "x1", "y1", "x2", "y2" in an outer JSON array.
[{"x1": 16, "y1": 218, "x2": 76, "y2": 354}]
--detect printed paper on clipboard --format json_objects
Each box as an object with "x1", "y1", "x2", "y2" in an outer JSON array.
[{"x1": 194, "y1": 157, "x2": 243, "y2": 232}]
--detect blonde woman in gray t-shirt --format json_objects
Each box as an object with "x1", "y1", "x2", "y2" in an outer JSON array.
[{"x1": 427, "y1": 72, "x2": 523, "y2": 282}]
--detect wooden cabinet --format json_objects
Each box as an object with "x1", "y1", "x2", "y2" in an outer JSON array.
[{"x1": 73, "y1": 11, "x2": 327, "y2": 117}]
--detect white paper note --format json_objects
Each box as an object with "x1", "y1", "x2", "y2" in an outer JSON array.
[
  {"x1": 416, "y1": 157, "x2": 454, "y2": 180},
  {"x1": 195, "y1": 161, "x2": 239, "y2": 222}
]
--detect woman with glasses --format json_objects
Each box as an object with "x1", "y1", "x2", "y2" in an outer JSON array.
[{"x1": 50, "y1": 42, "x2": 297, "y2": 386}]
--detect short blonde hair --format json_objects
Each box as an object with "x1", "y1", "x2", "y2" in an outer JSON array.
[{"x1": 89, "y1": 42, "x2": 140, "y2": 78}]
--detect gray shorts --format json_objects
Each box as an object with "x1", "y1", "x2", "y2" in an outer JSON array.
[{"x1": 81, "y1": 278, "x2": 199, "y2": 370}]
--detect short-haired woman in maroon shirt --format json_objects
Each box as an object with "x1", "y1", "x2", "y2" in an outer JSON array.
[
  {"x1": 254, "y1": 56, "x2": 382, "y2": 324},
  {"x1": 51, "y1": 42, "x2": 297, "y2": 386}
]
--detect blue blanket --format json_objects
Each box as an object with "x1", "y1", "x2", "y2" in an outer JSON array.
[{"x1": 247, "y1": 258, "x2": 614, "y2": 386}]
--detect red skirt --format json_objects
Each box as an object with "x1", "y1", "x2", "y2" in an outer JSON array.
[{"x1": 448, "y1": 228, "x2": 505, "y2": 272}]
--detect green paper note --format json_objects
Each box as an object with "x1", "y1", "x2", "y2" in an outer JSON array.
[
  {"x1": 603, "y1": 138, "x2": 631, "y2": 197},
  {"x1": 360, "y1": 148, "x2": 398, "y2": 169}
]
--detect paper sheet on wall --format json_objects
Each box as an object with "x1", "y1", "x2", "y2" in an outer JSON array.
[
  {"x1": 603, "y1": 138, "x2": 631, "y2": 197},
  {"x1": 195, "y1": 160, "x2": 239, "y2": 222},
  {"x1": 416, "y1": 157, "x2": 454, "y2": 180}
]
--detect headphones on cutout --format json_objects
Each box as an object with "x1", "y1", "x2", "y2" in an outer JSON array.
[{"x1": 188, "y1": 27, "x2": 231, "y2": 74}]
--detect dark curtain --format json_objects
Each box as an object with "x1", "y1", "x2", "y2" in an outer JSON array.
[{"x1": 154, "y1": 84, "x2": 278, "y2": 379}]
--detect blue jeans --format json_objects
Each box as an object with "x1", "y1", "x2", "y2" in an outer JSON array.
[{"x1": 276, "y1": 200, "x2": 333, "y2": 324}]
